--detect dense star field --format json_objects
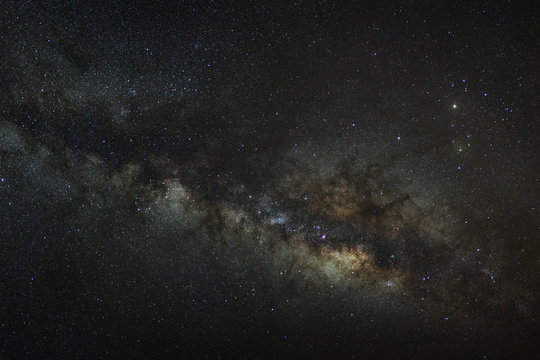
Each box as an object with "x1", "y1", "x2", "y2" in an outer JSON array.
[{"x1": 0, "y1": 1, "x2": 538, "y2": 359}]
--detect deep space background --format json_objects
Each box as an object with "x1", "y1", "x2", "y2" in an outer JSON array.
[{"x1": 0, "y1": 1, "x2": 539, "y2": 359}]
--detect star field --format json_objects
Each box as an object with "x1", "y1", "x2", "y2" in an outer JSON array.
[{"x1": 0, "y1": 1, "x2": 539, "y2": 359}]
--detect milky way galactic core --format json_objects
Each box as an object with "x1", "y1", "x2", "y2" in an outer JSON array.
[{"x1": 1, "y1": 1, "x2": 538, "y2": 359}]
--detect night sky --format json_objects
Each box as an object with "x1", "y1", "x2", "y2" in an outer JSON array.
[{"x1": 1, "y1": 1, "x2": 539, "y2": 359}]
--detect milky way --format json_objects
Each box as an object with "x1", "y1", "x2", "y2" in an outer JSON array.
[{"x1": 1, "y1": 1, "x2": 539, "y2": 359}]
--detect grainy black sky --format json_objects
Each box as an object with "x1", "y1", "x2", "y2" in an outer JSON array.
[{"x1": 1, "y1": 1, "x2": 538, "y2": 359}]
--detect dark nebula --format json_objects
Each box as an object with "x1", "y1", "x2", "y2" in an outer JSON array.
[{"x1": 0, "y1": 1, "x2": 538, "y2": 359}]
